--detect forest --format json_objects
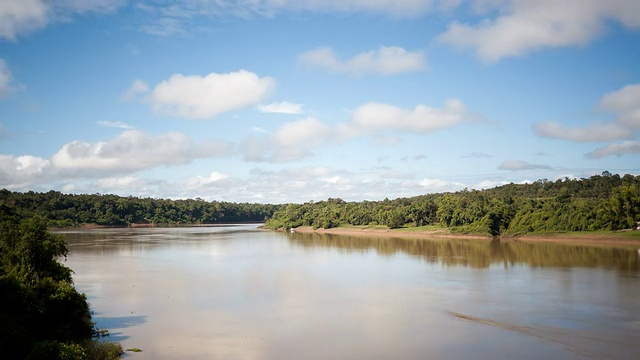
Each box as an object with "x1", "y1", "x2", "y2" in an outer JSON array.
[
  {"x1": 0, "y1": 172, "x2": 639, "y2": 237},
  {"x1": 266, "y1": 172, "x2": 640, "y2": 236},
  {"x1": 0, "y1": 205, "x2": 122, "y2": 359},
  {"x1": 0, "y1": 190, "x2": 282, "y2": 227}
]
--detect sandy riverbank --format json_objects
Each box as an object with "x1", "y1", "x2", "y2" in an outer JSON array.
[{"x1": 289, "y1": 226, "x2": 640, "y2": 248}]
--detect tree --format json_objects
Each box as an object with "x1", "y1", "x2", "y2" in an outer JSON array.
[{"x1": 0, "y1": 205, "x2": 122, "y2": 359}]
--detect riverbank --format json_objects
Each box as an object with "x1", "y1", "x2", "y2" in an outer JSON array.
[{"x1": 290, "y1": 226, "x2": 640, "y2": 248}]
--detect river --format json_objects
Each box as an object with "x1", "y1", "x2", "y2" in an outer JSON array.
[{"x1": 57, "y1": 225, "x2": 640, "y2": 359}]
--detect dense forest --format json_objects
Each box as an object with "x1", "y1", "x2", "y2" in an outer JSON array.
[
  {"x1": 0, "y1": 205, "x2": 122, "y2": 359},
  {"x1": 266, "y1": 172, "x2": 640, "y2": 236},
  {"x1": 0, "y1": 172, "x2": 638, "y2": 236},
  {"x1": 0, "y1": 190, "x2": 282, "y2": 227}
]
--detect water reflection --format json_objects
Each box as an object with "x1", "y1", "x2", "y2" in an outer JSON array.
[
  {"x1": 60, "y1": 226, "x2": 640, "y2": 359},
  {"x1": 93, "y1": 315, "x2": 147, "y2": 342},
  {"x1": 288, "y1": 232, "x2": 640, "y2": 271}
]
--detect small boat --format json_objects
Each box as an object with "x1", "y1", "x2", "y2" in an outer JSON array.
[{"x1": 290, "y1": 227, "x2": 296, "y2": 233}]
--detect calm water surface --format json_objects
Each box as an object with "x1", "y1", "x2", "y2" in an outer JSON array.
[{"x1": 58, "y1": 225, "x2": 640, "y2": 359}]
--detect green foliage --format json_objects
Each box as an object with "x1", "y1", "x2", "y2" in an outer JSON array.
[
  {"x1": 265, "y1": 172, "x2": 640, "y2": 235},
  {"x1": 0, "y1": 190, "x2": 282, "y2": 227},
  {"x1": 0, "y1": 206, "x2": 122, "y2": 359}
]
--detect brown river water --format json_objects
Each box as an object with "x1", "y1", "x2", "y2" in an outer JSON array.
[{"x1": 57, "y1": 225, "x2": 640, "y2": 359}]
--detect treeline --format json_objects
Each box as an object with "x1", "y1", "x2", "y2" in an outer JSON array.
[
  {"x1": 0, "y1": 205, "x2": 122, "y2": 359},
  {"x1": 266, "y1": 172, "x2": 640, "y2": 236},
  {"x1": 0, "y1": 190, "x2": 283, "y2": 227}
]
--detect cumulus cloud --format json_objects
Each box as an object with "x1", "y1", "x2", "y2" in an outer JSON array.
[
  {"x1": 349, "y1": 99, "x2": 467, "y2": 133},
  {"x1": 586, "y1": 141, "x2": 640, "y2": 159},
  {"x1": 271, "y1": 117, "x2": 334, "y2": 148},
  {"x1": 50, "y1": 130, "x2": 232, "y2": 174},
  {"x1": 0, "y1": 154, "x2": 50, "y2": 189},
  {"x1": 299, "y1": 46, "x2": 426, "y2": 75},
  {"x1": 438, "y1": 0, "x2": 640, "y2": 62},
  {"x1": 258, "y1": 101, "x2": 303, "y2": 114},
  {"x1": 149, "y1": 70, "x2": 274, "y2": 119},
  {"x1": 247, "y1": 99, "x2": 476, "y2": 162},
  {"x1": 498, "y1": 160, "x2": 552, "y2": 171},
  {"x1": 0, "y1": 0, "x2": 124, "y2": 40}
]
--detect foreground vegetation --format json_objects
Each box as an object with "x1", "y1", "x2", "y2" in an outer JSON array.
[
  {"x1": 267, "y1": 172, "x2": 640, "y2": 236},
  {"x1": 0, "y1": 190, "x2": 282, "y2": 227},
  {"x1": 0, "y1": 205, "x2": 122, "y2": 359}
]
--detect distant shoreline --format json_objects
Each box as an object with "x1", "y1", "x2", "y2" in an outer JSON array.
[{"x1": 289, "y1": 226, "x2": 640, "y2": 248}]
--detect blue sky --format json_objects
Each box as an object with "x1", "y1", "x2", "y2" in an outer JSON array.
[{"x1": 1, "y1": 0, "x2": 640, "y2": 203}]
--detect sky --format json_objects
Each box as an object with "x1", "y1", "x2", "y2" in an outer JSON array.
[{"x1": 1, "y1": 0, "x2": 640, "y2": 204}]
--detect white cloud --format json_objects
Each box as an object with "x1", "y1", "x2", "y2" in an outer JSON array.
[
  {"x1": 532, "y1": 83, "x2": 640, "y2": 156},
  {"x1": 50, "y1": 130, "x2": 232, "y2": 174},
  {"x1": 96, "y1": 120, "x2": 134, "y2": 129},
  {"x1": 149, "y1": 70, "x2": 274, "y2": 119},
  {"x1": 0, "y1": 0, "x2": 124, "y2": 40},
  {"x1": 121, "y1": 79, "x2": 149, "y2": 101},
  {"x1": 184, "y1": 171, "x2": 231, "y2": 191},
  {"x1": 438, "y1": 0, "x2": 640, "y2": 62},
  {"x1": 0, "y1": 154, "x2": 50, "y2": 189},
  {"x1": 600, "y1": 83, "x2": 640, "y2": 129},
  {"x1": 349, "y1": 99, "x2": 467, "y2": 133},
  {"x1": 0, "y1": 0, "x2": 49, "y2": 40},
  {"x1": 418, "y1": 178, "x2": 465, "y2": 192},
  {"x1": 271, "y1": 117, "x2": 334, "y2": 148},
  {"x1": 472, "y1": 179, "x2": 508, "y2": 190},
  {"x1": 246, "y1": 99, "x2": 477, "y2": 163},
  {"x1": 498, "y1": 160, "x2": 552, "y2": 171},
  {"x1": 532, "y1": 121, "x2": 631, "y2": 142},
  {"x1": 586, "y1": 141, "x2": 640, "y2": 159},
  {"x1": 299, "y1": 46, "x2": 426, "y2": 75},
  {"x1": 92, "y1": 175, "x2": 144, "y2": 190},
  {"x1": 258, "y1": 101, "x2": 303, "y2": 114}
]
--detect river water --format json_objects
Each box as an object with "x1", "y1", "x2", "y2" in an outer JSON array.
[{"x1": 58, "y1": 225, "x2": 640, "y2": 359}]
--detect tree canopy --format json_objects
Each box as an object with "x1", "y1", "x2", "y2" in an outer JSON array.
[
  {"x1": 0, "y1": 205, "x2": 122, "y2": 359},
  {"x1": 0, "y1": 190, "x2": 282, "y2": 227},
  {"x1": 266, "y1": 172, "x2": 640, "y2": 236}
]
